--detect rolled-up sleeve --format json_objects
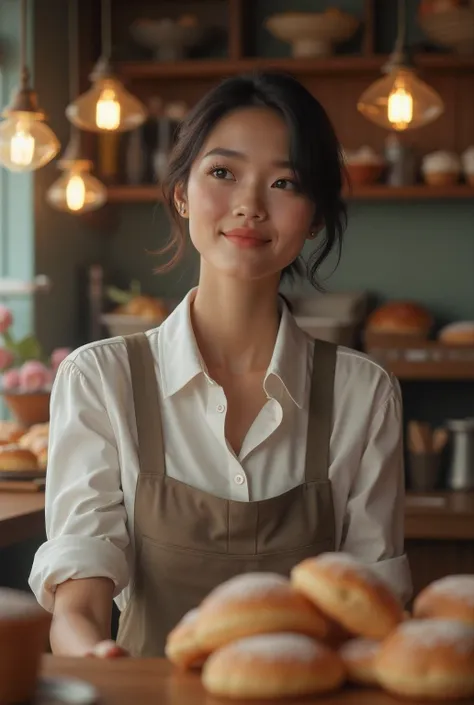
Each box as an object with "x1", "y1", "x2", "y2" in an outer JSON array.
[
  {"x1": 29, "y1": 358, "x2": 130, "y2": 612},
  {"x1": 340, "y1": 376, "x2": 412, "y2": 605}
]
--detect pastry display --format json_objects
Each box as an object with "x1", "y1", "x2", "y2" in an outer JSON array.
[
  {"x1": 421, "y1": 150, "x2": 461, "y2": 186},
  {"x1": 375, "y1": 619, "x2": 474, "y2": 700},
  {"x1": 366, "y1": 300, "x2": 433, "y2": 338},
  {"x1": 0, "y1": 445, "x2": 39, "y2": 471},
  {"x1": 195, "y1": 572, "x2": 333, "y2": 651},
  {"x1": 202, "y1": 633, "x2": 345, "y2": 699},
  {"x1": 0, "y1": 420, "x2": 25, "y2": 445},
  {"x1": 339, "y1": 637, "x2": 381, "y2": 686},
  {"x1": 438, "y1": 321, "x2": 474, "y2": 345},
  {"x1": 163, "y1": 557, "x2": 474, "y2": 701},
  {"x1": 291, "y1": 553, "x2": 404, "y2": 639},
  {"x1": 344, "y1": 146, "x2": 386, "y2": 185},
  {"x1": 413, "y1": 575, "x2": 474, "y2": 626},
  {"x1": 165, "y1": 609, "x2": 209, "y2": 670},
  {"x1": 462, "y1": 146, "x2": 474, "y2": 186}
]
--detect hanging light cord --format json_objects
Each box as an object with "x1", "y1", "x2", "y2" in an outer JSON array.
[
  {"x1": 101, "y1": 0, "x2": 112, "y2": 60},
  {"x1": 394, "y1": 0, "x2": 407, "y2": 55},
  {"x1": 68, "y1": 0, "x2": 79, "y2": 103},
  {"x1": 20, "y1": 0, "x2": 29, "y2": 88}
]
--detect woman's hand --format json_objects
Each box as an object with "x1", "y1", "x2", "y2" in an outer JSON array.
[{"x1": 85, "y1": 640, "x2": 129, "y2": 658}]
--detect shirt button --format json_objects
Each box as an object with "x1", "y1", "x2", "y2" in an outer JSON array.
[
  {"x1": 234, "y1": 474, "x2": 245, "y2": 485},
  {"x1": 216, "y1": 404, "x2": 225, "y2": 413}
]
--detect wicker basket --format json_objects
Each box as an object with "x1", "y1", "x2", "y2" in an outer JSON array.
[
  {"x1": 2, "y1": 391, "x2": 50, "y2": 427},
  {"x1": 420, "y1": 6, "x2": 474, "y2": 55}
]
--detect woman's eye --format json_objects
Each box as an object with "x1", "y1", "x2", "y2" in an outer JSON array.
[
  {"x1": 273, "y1": 178, "x2": 297, "y2": 191},
  {"x1": 211, "y1": 167, "x2": 233, "y2": 180}
]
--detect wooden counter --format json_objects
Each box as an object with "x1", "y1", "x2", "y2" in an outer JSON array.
[
  {"x1": 0, "y1": 491, "x2": 473, "y2": 548},
  {"x1": 42, "y1": 655, "x2": 474, "y2": 705},
  {"x1": 0, "y1": 491, "x2": 45, "y2": 549}
]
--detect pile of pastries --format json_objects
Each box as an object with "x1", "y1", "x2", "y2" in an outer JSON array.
[
  {"x1": 165, "y1": 553, "x2": 474, "y2": 701},
  {"x1": 0, "y1": 421, "x2": 48, "y2": 471}
]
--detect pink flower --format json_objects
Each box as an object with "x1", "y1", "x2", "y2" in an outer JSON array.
[
  {"x1": 51, "y1": 347, "x2": 72, "y2": 372},
  {"x1": 0, "y1": 305, "x2": 13, "y2": 334},
  {"x1": 1, "y1": 368, "x2": 20, "y2": 391},
  {"x1": 18, "y1": 361, "x2": 50, "y2": 392},
  {"x1": 0, "y1": 347, "x2": 14, "y2": 371}
]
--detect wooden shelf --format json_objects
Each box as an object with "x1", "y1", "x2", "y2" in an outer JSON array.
[
  {"x1": 107, "y1": 184, "x2": 474, "y2": 204},
  {"x1": 385, "y1": 361, "x2": 474, "y2": 381},
  {"x1": 117, "y1": 54, "x2": 474, "y2": 81}
]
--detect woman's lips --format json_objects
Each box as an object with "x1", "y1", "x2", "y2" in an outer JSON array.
[{"x1": 223, "y1": 228, "x2": 270, "y2": 249}]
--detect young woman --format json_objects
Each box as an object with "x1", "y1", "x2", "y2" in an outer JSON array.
[{"x1": 29, "y1": 72, "x2": 411, "y2": 658}]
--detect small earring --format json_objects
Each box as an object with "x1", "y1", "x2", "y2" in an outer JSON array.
[
  {"x1": 177, "y1": 202, "x2": 187, "y2": 216},
  {"x1": 308, "y1": 231, "x2": 317, "y2": 240}
]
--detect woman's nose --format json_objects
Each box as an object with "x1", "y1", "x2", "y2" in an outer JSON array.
[{"x1": 232, "y1": 185, "x2": 268, "y2": 221}]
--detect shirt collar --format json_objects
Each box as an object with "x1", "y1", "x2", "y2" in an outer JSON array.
[{"x1": 158, "y1": 288, "x2": 308, "y2": 408}]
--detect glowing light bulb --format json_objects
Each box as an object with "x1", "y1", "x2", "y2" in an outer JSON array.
[
  {"x1": 96, "y1": 87, "x2": 121, "y2": 130},
  {"x1": 10, "y1": 122, "x2": 35, "y2": 166},
  {"x1": 388, "y1": 85, "x2": 413, "y2": 130},
  {"x1": 66, "y1": 173, "x2": 86, "y2": 211}
]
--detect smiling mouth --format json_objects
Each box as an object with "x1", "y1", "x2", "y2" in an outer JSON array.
[{"x1": 222, "y1": 228, "x2": 271, "y2": 249}]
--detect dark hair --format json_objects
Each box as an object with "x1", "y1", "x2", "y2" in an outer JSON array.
[{"x1": 159, "y1": 71, "x2": 347, "y2": 290}]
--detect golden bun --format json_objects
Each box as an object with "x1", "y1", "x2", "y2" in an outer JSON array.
[
  {"x1": 0, "y1": 421, "x2": 25, "y2": 445},
  {"x1": 291, "y1": 553, "x2": 403, "y2": 639},
  {"x1": 195, "y1": 573, "x2": 334, "y2": 652},
  {"x1": 202, "y1": 633, "x2": 346, "y2": 699},
  {"x1": 165, "y1": 609, "x2": 208, "y2": 670},
  {"x1": 366, "y1": 300, "x2": 433, "y2": 337},
  {"x1": 375, "y1": 619, "x2": 474, "y2": 700},
  {"x1": 0, "y1": 445, "x2": 38, "y2": 471},
  {"x1": 339, "y1": 638, "x2": 381, "y2": 686},
  {"x1": 439, "y1": 322, "x2": 474, "y2": 345},
  {"x1": 413, "y1": 575, "x2": 474, "y2": 626}
]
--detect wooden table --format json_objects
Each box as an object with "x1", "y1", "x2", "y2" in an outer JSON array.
[
  {"x1": 0, "y1": 491, "x2": 45, "y2": 548},
  {"x1": 42, "y1": 655, "x2": 474, "y2": 705},
  {"x1": 405, "y1": 491, "x2": 474, "y2": 540}
]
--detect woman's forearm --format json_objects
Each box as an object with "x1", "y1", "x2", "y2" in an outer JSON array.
[{"x1": 50, "y1": 608, "x2": 110, "y2": 656}]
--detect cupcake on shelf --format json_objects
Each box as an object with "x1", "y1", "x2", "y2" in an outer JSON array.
[
  {"x1": 421, "y1": 150, "x2": 461, "y2": 186},
  {"x1": 461, "y1": 146, "x2": 474, "y2": 186},
  {"x1": 344, "y1": 146, "x2": 386, "y2": 186}
]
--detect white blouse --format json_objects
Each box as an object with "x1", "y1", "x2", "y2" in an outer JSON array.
[{"x1": 29, "y1": 290, "x2": 412, "y2": 611}]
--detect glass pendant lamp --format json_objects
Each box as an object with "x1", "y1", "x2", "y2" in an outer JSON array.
[
  {"x1": 47, "y1": 0, "x2": 107, "y2": 214},
  {"x1": 0, "y1": 0, "x2": 60, "y2": 172},
  {"x1": 66, "y1": 0, "x2": 147, "y2": 133},
  {"x1": 358, "y1": 0, "x2": 444, "y2": 131}
]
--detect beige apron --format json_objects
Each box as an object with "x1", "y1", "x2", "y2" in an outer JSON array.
[{"x1": 117, "y1": 332, "x2": 337, "y2": 657}]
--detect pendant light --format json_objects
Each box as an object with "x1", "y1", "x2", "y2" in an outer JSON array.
[
  {"x1": 0, "y1": 0, "x2": 60, "y2": 172},
  {"x1": 357, "y1": 0, "x2": 444, "y2": 131},
  {"x1": 47, "y1": 0, "x2": 107, "y2": 214},
  {"x1": 65, "y1": 0, "x2": 147, "y2": 133}
]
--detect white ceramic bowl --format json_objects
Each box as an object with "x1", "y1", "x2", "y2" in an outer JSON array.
[
  {"x1": 420, "y1": 6, "x2": 474, "y2": 55},
  {"x1": 131, "y1": 18, "x2": 206, "y2": 61},
  {"x1": 101, "y1": 314, "x2": 163, "y2": 338},
  {"x1": 265, "y1": 11, "x2": 359, "y2": 58}
]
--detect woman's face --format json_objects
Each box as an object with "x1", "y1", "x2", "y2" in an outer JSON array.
[{"x1": 182, "y1": 107, "x2": 316, "y2": 282}]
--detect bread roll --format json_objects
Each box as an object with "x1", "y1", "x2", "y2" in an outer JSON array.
[
  {"x1": 366, "y1": 301, "x2": 433, "y2": 337},
  {"x1": 195, "y1": 572, "x2": 334, "y2": 651},
  {"x1": 0, "y1": 588, "x2": 51, "y2": 703},
  {"x1": 339, "y1": 638, "x2": 380, "y2": 686},
  {"x1": 0, "y1": 445, "x2": 38, "y2": 471},
  {"x1": 375, "y1": 619, "x2": 474, "y2": 700},
  {"x1": 291, "y1": 553, "x2": 403, "y2": 639},
  {"x1": 202, "y1": 633, "x2": 346, "y2": 699},
  {"x1": 413, "y1": 575, "x2": 474, "y2": 626},
  {"x1": 0, "y1": 421, "x2": 25, "y2": 445},
  {"x1": 439, "y1": 322, "x2": 474, "y2": 345},
  {"x1": 165, "y1": 609, "x2": 208, "y2": 670}
]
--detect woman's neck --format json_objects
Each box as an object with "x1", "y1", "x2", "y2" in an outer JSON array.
[{"x1": 191, "y1": 265, "x2": 281, "y2": 376}]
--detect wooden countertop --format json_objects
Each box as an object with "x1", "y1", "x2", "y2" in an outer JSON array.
[
  {"x1": 0, "y1": 491, "x2": 473, "y2": 549},
  {"x1": 0, "y1": 491, "x2": 45, "y2": 548},
  {"x1": 42, "y1": 655, "x2": 474, "y2": 705}
]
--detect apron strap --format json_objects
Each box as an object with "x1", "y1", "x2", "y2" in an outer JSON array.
[
  {"x1": 304, "y1": 339, "x2": 337, "y2": 483},
  {"x1": 124, "y1": 332, "x2": 165, "y2": 477}
]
